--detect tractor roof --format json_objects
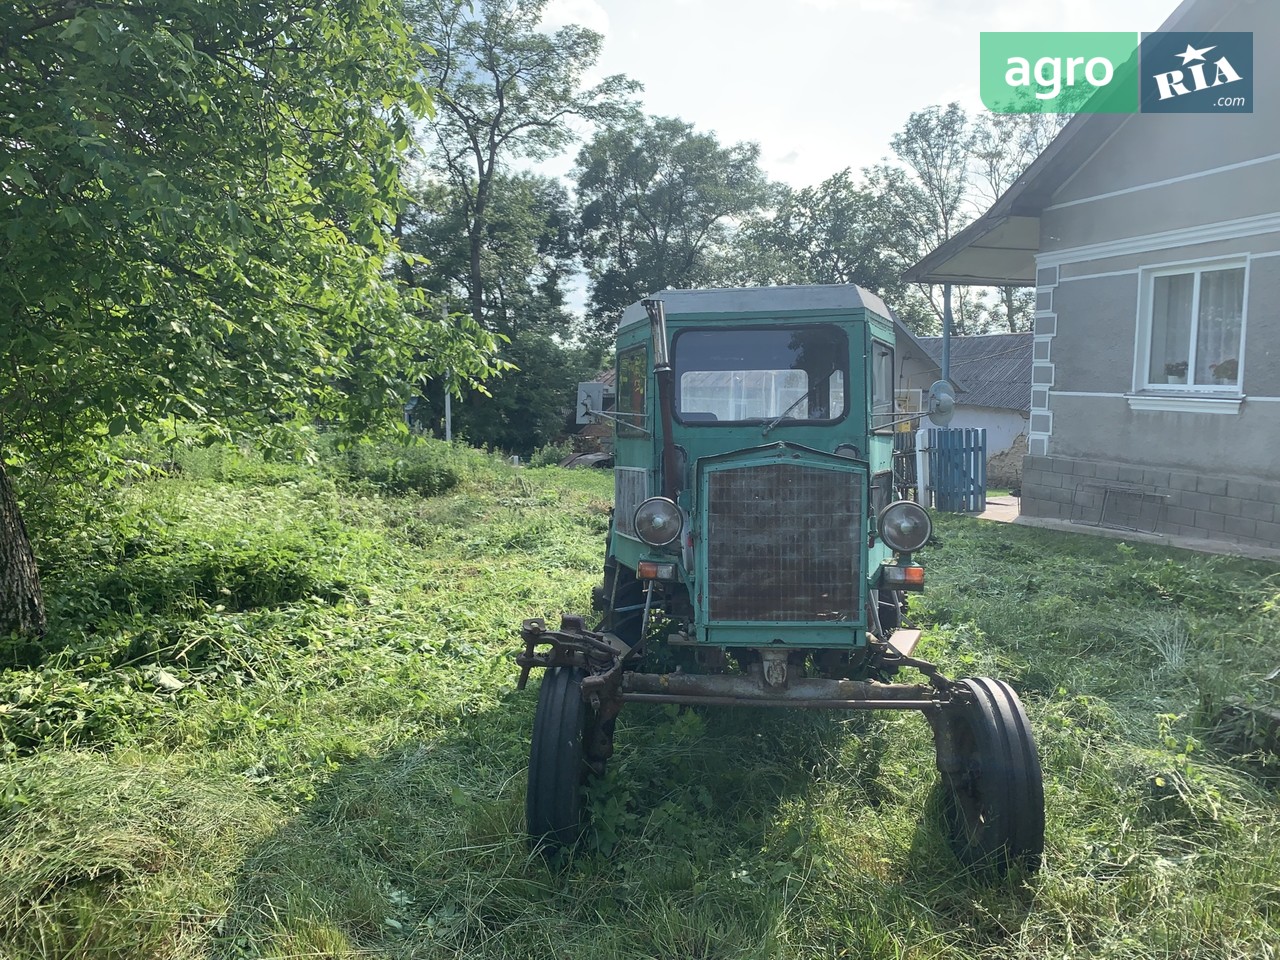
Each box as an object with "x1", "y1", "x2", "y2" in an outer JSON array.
[{"x1": 617, "y1": 284, "x2": 891, "y2": 330}]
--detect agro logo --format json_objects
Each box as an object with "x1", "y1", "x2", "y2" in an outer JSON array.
[{"x1": 1140, "y1": 32, "x2": 1253, "y2": 113}]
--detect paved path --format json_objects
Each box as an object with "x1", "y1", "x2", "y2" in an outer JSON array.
[{"x1": 973, "y1": 495, "x2": 1020, "y2": 523}]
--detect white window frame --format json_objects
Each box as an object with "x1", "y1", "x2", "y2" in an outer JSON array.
[{"x1": 1132, "y1": 256, "x2": 1249, "y2": 400}]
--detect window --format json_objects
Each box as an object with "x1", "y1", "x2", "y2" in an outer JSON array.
[
  {"x1": 672, "y1": 326, "x2": 848, "y2": 424},
  {"x1": 616, "y1": 347, "x2": 648, "y2": 438},
  {"x1": 871, "y1": 342, "x2": 895, "y2": 432},
  {"x1": 1144, "y1": 263, "x2": 1246, "y2": 391}
]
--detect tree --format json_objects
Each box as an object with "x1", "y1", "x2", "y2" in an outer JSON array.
[
  {"x1": 881, "y1": 101, "x2": 1069, "y2": 335},
  {"x1": 728, "y1": 169, "x2": 914, "y2": 300},
  {"x1": 0, "y1": 0, "x2": 503, "y2": 638},
  {"x1": 399, "y1": 169, "x2": 601, "y2": 454},
  {"x1": 969, "y1": 110, "x2": 1069, "y2": 332},
  {"x1": 574, "y1": 115, "x2": 772, "y2": 331},
  {"x1": 872, "y1": 103, "x2": 989, "y2": 334},
  {"x1": 891, "y1": 103, "x2": 973, "y2": 248},
  {"x1": 401, "y1": 170, "x2": 577, "y2": 334},
  {"x1": 412, "y1": 0, "x2": 637, "y2": 330}
]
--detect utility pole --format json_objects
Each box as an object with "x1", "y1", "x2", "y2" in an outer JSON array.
[
  {"x1": 942, "y1": 283, "x2": 953, "y2": 383},
  {"x1": 442, "y1": 299, "x2": 452, "y2": 442}
]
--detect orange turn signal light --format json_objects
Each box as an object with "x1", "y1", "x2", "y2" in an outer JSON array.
[
  {"x1": 637, "y1": 561, "x2": 677, "y2": 580},
  {"x1": 881, "y1": 564, "x2": 925, "y2": 591}
]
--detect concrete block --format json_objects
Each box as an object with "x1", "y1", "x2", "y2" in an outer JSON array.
[
  {"x1": 1052, "y1": 458, "x2": 1076, "y2": 475},
  {"x1": 1094, "y1": 462, "x2": 1120, "y2": 481},
  {"x1": 1228, "y1": 479, "x2": 1261, "y2": 501},
  {"x1": 1164, "y1": 505, "x2": 1195, "y2": 527},
  {"x1": 1215, "y1": 496, "x2": 1246, "y2": 517},
  {"x1": 1240, "y1": 500, "x2": 1276, "y2": 523},
  {"x1": 1194, "y1": 509, "x2": 1226, "y2": 531},
  {"x1": 1224, "y1": 515, "x2": 1257, "y2": 538},
  {"x1": 1256, "y1": 483, "x2": 1280, "y2": 505},
  {"x1": 1197, "y1": 476, "x2": 1228, "y2": 496},
  {"x1": 1021, "y1": 496, "x2": 1056, "y2": 518},
  {"x1": 1252, "y1": 519, "x2": 1280, "y2": 546},
  {"x1": 1177, "y1": 491, "x2": 1208, "y2": 514},
  {"x1": 1169, "y1": 473, "x2": 1198, "y2": 492},
  {"x1": 1072, "y1": 461, "x2": 1098, "y2": 478},
  {"x1": 1143, "y1": 469, "x2": 1171, "y2": 489},
  {"x1": 1024, "y1": 455, "x2": 1052, "y2": 473},
  {"x1": 1118, "y1": 465, "x2": 1146, "y2": 484}
]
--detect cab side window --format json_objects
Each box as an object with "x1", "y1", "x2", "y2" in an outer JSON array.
[
  {"x1": 616, "y1": 347, "x2": 648, "y2": 438},
  {"x1": 871, "y1": 342, "x2": 895, "y2": 432}
]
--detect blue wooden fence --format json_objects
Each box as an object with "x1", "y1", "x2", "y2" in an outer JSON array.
[{"x1": 928, "y1": 428, "x2": 987, "y2": 513}]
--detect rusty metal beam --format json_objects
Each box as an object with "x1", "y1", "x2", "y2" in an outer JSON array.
[
  {"x1": 621, "y1": 693, "x2": 939, "y2": 710},
  {"x1": 621, "y1": 671, "x2": 941, "y2": 704}
]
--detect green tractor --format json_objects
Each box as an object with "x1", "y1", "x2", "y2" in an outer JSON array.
[{"x1": 516, "y1": 285, "x2": 1043, "y2": 873}]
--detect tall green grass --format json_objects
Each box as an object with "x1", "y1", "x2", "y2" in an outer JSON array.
[{"x1": 2, "y1": 438, "x2": 1277, "y2": 959}]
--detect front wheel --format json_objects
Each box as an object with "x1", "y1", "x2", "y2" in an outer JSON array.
[
  {"x1": 527, "y1": 667, "x2": 611, "y2": 850},
  {"x1": 935, "y1": 678, "x2": 1044, "y2": 874}
]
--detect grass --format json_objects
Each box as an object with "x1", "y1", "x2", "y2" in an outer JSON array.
[{"x1": 2, "y1": 436, "x2": 1278, "y2": 959}]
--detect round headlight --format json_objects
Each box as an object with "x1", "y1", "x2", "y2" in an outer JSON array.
[
  {"x1": 634, "y1": 497, "x2": 683, "y2": 547},
  {"x1": 878, "y1": 500, "x2": 932, "y2": 553}
]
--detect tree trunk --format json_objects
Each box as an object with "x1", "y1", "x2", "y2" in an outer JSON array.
[{"x1": 0, "y1": 456, "x2": 47, "y2": 638}]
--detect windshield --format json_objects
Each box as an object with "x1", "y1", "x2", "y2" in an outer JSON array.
[{"x1": 672, "y1": 326, "x2": 848, "y2": 424}]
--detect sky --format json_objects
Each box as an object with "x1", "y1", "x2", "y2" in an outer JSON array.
[{"x1": 538, "y1": 0, "x2": 1183, "y2": 189}]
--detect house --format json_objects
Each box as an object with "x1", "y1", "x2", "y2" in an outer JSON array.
[
  {"x1": 901, "y1": 335, "x2": 1029, "y2": 488},
  {"x1": 575, "y1": 367, "x2": 616, "y2": 452},
  {"x1": 905, "y1": 0, "x2": 1280, "y2": 551}
]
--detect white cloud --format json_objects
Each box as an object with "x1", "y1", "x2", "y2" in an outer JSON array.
[{"x1": 541, "y1": 0, "x2": 610, "y2": 35}]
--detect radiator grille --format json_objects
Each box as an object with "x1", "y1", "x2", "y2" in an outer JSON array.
[
  {"x1": 706, "y1": 462, "x2": 861, "y2": 621},
  {"x1": 613, "y1": 467, "x2": 648, "y2": 539}
]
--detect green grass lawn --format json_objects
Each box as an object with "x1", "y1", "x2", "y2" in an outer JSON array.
[{"x1": 2, "y1": 439, "x2": 1278, "y2": 959}]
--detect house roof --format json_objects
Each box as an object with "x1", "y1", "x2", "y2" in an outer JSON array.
[
  {"x1": 901, "y1": 0, "x2": 1223, "y2": 287},
  {"x1": 916, "y1": 333, "x2": 1032, "y2": 412}
]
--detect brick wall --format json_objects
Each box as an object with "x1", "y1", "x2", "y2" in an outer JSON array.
[{"x1": 1022, "y1": 454, "x2": 1280, "y2": 550}]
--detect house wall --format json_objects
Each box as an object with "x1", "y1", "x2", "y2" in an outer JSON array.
[
  {"x1": 1024, "y1": 0, "x2": 1280, "y2": 548},
  {"x1": 947, "y1": 407, "x2": 1027, "y2": 456},
  {"x1": 897, "y1": 337, "x2": 938, "y2": 394},
  {"x1": 1027, "y1": 239, "x2": 1280, "y2": 548}
]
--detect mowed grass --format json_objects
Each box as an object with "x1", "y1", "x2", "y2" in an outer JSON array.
[{"x1": 2, "y1": 439, "x2": 1278, "y2": 959}]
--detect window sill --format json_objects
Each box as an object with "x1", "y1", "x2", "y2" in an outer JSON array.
[{"x1": 1126, "y1": 392, "x2": 1243, "y2": 414}]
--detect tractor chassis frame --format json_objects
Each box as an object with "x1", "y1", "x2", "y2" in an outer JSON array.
[{"x1": 515, "y1": 616, "x2": 972, "y2": 756}]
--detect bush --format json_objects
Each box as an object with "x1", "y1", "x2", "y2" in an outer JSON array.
[
  {"x1": 528, "y1": 440, "x2": 573, "y2": 468},
  {"x1": 339, "y1": 438, "x2": 505, "y2": 496}
]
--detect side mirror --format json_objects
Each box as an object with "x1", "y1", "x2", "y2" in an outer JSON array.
[
  {"x1": 927, "y1": 380, "x2": 956, "y2": 427},
  {"x1": 576, "y1": 381, "x2": 605, "y2": 425}
]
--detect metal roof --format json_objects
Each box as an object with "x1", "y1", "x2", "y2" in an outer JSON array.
[
  {"x1": 617, "y1": 284, "x2": 892, "y2": 329},
  {"x1": 916, "y1": 333, "x2": 1032, "y2": 413}
]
